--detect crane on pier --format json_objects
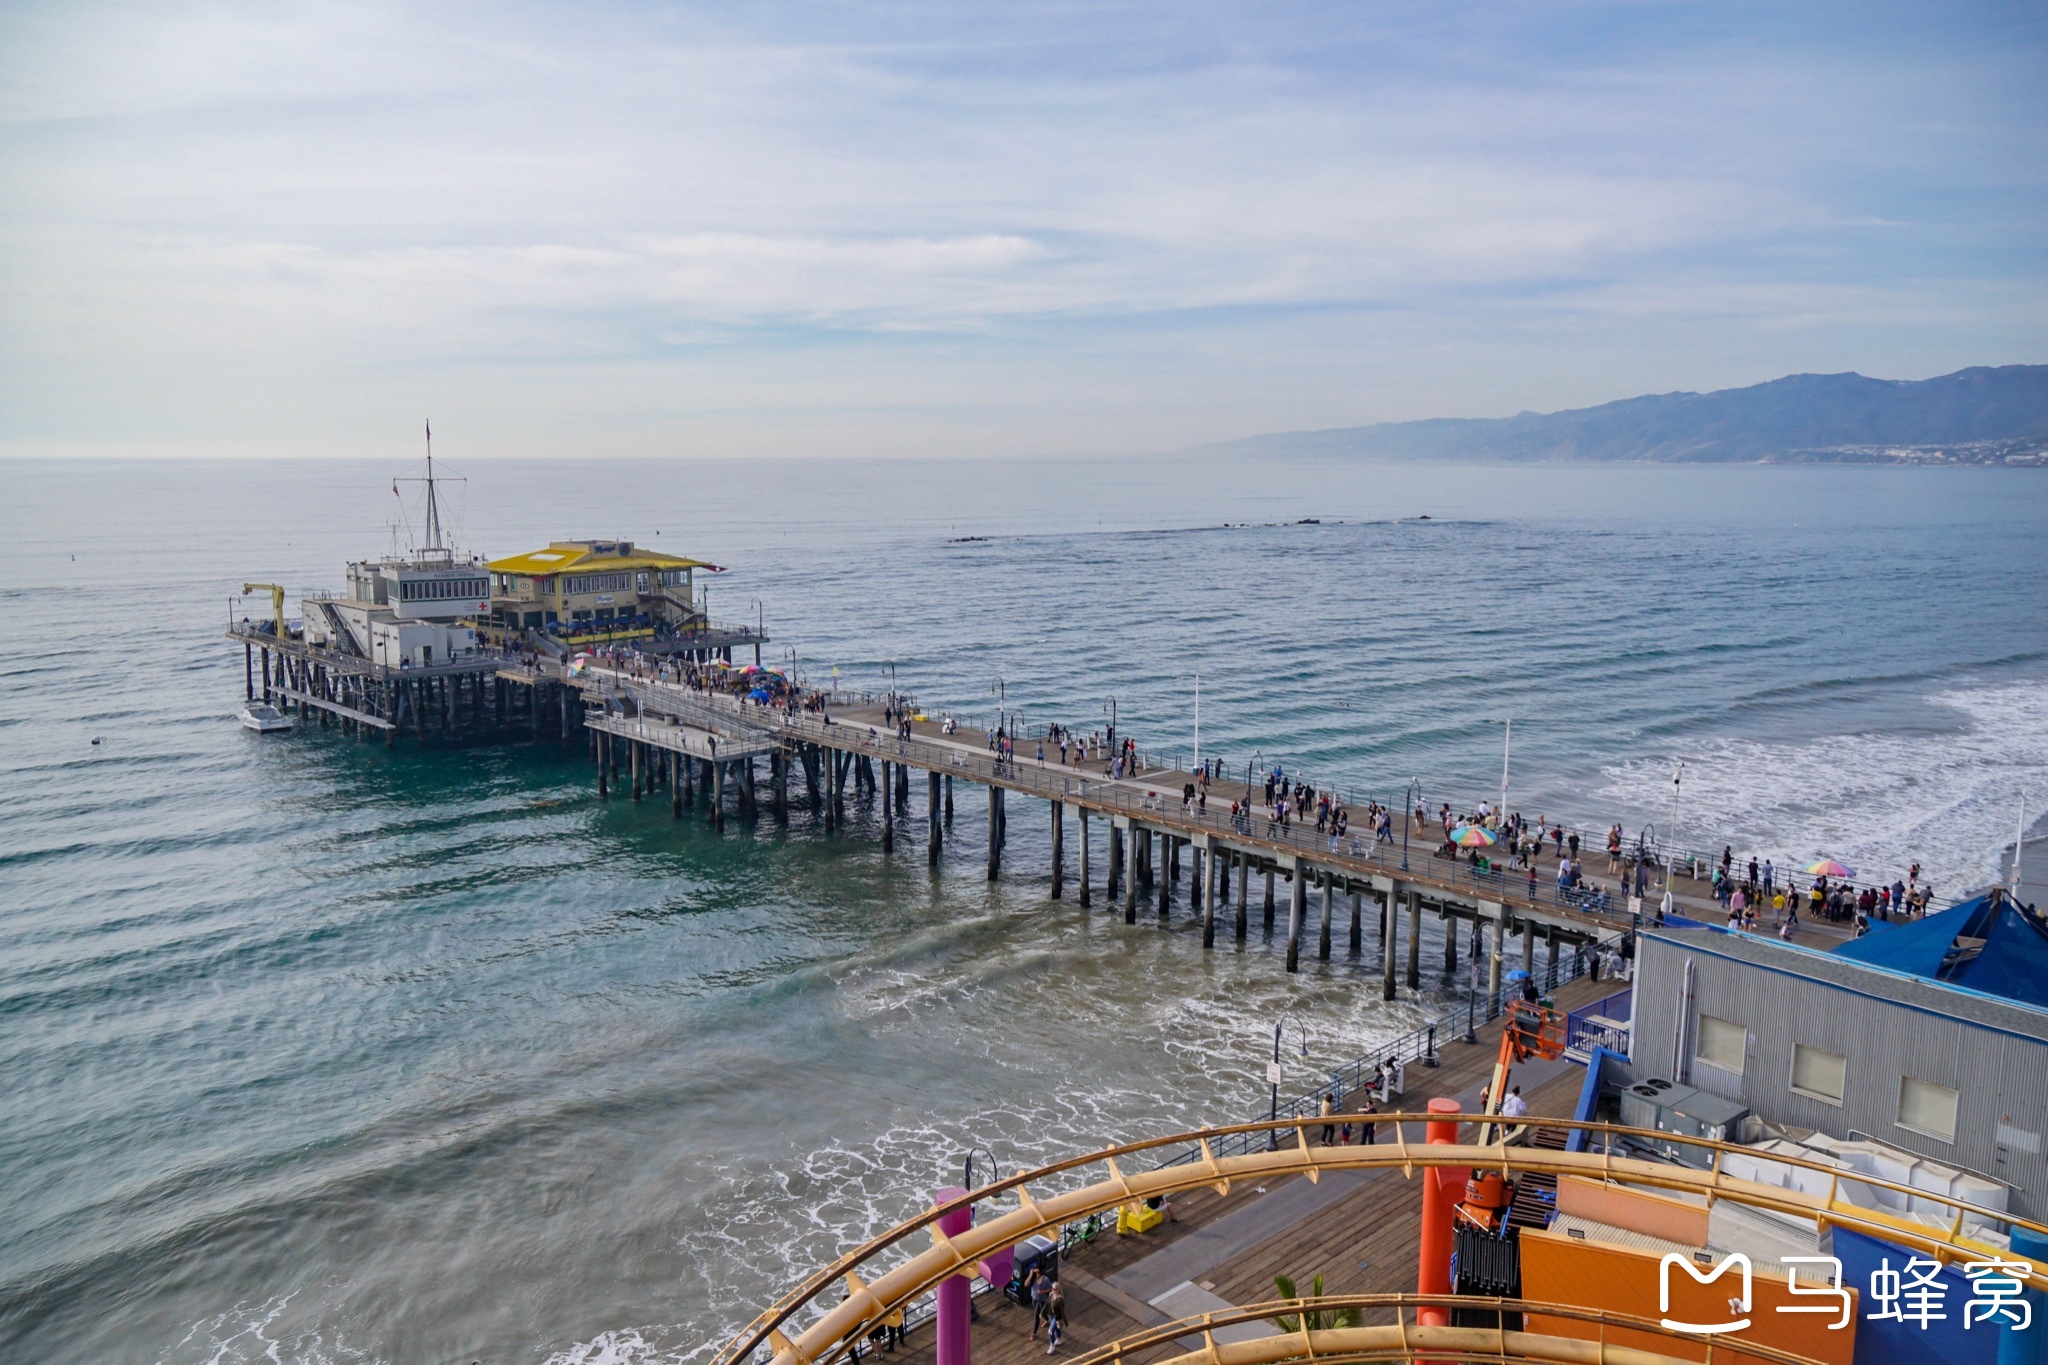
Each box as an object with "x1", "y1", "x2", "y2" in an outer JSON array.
[
  {"x1": 242, "y1": 583, "x2": 287, "y2": 640},
  {"x1": 1457, "y1": 998, "x2": 1568, "y2": 1233}
]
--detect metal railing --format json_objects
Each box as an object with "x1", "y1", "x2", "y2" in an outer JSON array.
[
  {"x1": 874, "y1": 951, "x2": 1614, "y2": 1340},
  {"x1": 1562, "y1": 987, "x2": 1633, "y2": 1061}
]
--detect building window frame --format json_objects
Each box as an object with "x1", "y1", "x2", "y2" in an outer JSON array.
[
  {"x1": 1695, "y1": 1014, "x2": 1746, "y2": 1075},
  {"x1": 1789, "y1": 1042, "x2": 1848, "y2": 1106},
  {"x1": 1897, "y1": 1075, "x2": 1960, "y2": 1143}
]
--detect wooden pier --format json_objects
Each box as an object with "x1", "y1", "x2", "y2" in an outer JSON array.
[
  {"x1": 231, "y1": 624, "x2": 1843, "y2": 975},
  {"x1": 517, "y1": 660, "x2": 1830, "y2": 981}
]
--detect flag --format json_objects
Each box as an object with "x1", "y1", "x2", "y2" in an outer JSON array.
[{"x1": 426, "y1": 419, "x2": 432, "y2": 440}]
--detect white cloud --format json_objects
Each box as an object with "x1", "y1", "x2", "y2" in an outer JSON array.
[{"x1": 0, "y1": 0, "x2": 2043, "y2": 455}]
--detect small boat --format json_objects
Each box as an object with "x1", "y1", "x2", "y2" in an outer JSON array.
[{"x1": 239, "y1": 702, "x2": 292, "y2": 733}]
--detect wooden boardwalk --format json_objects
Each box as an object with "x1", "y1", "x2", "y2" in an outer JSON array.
[
  {"x1": 556, "y1": 664, "x2": 1850, "y2": 978},
  {"x1": 871, "y1": 976, "x2": 1609, "y2": 1365}
]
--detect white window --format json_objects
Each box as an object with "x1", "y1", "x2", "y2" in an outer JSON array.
[
  {"x1": 1790, "y1": 1043, "x2": 1847, "y2": 1104},
  {"x1": 1898, "y1": 1076, "x2": 1959, "y2": 1142},
  {"x1": 1696, "y1": 1015, "x2": 1746, "y2": 1073}
]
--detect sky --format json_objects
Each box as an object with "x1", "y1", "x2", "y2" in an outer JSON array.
[{"x1": 1, "y1": 0, "x2": 2044, "y2": 460}]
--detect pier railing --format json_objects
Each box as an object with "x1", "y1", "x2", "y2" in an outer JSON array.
[{"x1": 580, "y1": 665, "x2": 1955, "y2": 922}]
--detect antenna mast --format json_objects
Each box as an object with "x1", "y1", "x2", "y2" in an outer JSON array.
[
  {"x1": 392, "y1": 421, "x2": 465, "y2": 560},
  {"x1": 423, "y1": 419, "x2": 443, "y2": 552}
]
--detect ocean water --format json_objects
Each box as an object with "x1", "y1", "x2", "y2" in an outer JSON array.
[{"x1": 1, "y1": 453, "x2": 2045, "y2": 1364}]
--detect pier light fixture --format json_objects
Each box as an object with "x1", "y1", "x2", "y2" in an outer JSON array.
[
  {"x1": 1100, "y1": 695, "x2": 1115, "y2": 749},
  {"x1": 1268, "y1": 1014, "x2": 1310, "y2": 1150}
]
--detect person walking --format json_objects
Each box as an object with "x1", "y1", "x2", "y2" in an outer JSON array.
[
  {"x1": 1043, "y1": 1285, "x2": 1067, "y2": 1354},
  {"x1": 1319, "y1": 1092, "x2": 1337, "y2": 1145}
]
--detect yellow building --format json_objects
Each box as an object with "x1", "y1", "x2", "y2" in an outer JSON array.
[{"x1": 487, "y1": 540, "x2": 717, "y2": 636}]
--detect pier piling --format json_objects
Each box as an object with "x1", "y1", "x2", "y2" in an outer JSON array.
[
  {"x1": 1407, "y1": 892, "x2": 1422, "y2": 989},
  {"x1": 1049, "y1": 801, "x2": 1064, "y2": 900},
  {"x1": 1077, "y1": 810, "x2": 1091, "y2": 907},
  {"x1": 1285, "y1": 859, "x2": 1306, "y2": 973},
  {"x1": 1382, "y1": 884, "x2": 1400, "y2": 1000}
]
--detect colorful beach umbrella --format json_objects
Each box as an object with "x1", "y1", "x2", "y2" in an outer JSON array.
[
  {"x1": 1450, "y1": 825, "x2": 1497, "y2": 847},
  {"x1": 1805, "y1": 859, "x2": 1855, "y2": 879}
]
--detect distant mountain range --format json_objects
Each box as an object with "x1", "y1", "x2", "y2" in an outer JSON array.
[{"x1": 1204, "y1": 364, "x2": 2048, "y2": 465}]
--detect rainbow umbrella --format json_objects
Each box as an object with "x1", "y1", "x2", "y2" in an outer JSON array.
[
  {"x1": 1805, "y1": 859, "x2": 1855, "y2": 879},
  {"x1": 1450, "y1": 825, "x2": 1497, "y2": 847}
]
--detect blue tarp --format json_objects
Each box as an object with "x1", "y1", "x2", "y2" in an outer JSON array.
[
  {"x1": 1831, "y1": 892, "x2": 2048, "y2": 1011},
  {"x1": 1832, "y1": 898, "x2": 1982, "y2": 976},
  {"x1": 1953, "y1": 901, "x2": 2048, "y2": 1009}
]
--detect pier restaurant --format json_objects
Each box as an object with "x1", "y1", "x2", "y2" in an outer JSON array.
[{"x1": 486, "y1": 540, "x2": 713, "y2": 633}]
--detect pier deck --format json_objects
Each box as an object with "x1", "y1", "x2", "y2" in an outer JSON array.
[{"x1": 551, "y1": 662, "x2": 1849, "y2": 979}]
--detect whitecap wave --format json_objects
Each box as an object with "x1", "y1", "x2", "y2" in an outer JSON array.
[{"x1": 1594, "y1": 679, "x2": 2048, "y2": 896}]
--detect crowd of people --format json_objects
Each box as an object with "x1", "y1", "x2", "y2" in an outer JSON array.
[{"x1": 567, "y1": 648, "x2": 1936, "y2": 933}]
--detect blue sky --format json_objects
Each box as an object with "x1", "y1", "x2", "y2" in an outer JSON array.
[{"x1": 1, "y1": 0, "x2": 2043, "y2": 458}]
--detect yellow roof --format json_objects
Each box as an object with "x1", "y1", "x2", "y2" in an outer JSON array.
[{"x1": 487, "y1": 541, "x2": 714, "y2": 576}]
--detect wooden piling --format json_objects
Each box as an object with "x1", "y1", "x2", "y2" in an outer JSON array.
[
  {"x1": 1285, "y1": 858, "x2": 1306, "y2": 973},
  {"x1": 1318, "y1": 869, "x2": 1333, "y2": 960},
  {"x1": 986, "y1": 784, "x2": 1003, "y2": 880},
  {"x1": 1263, "y1": 867, "x2": 1275, "y2": 930},
  {"x1": 1049, "y1": 801, "x2": 1064, "y2": 900},
  {"x1": 882, "y1": 761, "x2": 895, "y2": 852},
  {"x1": 1201, "y1": 836, "x2": 1219, "y2": 949},
  {"x1": 928, "y1": 770, "x2": 942, "y2": 866},
  {"x1": 1077, "y1": 809, "x2": 1091, "y2": 906},
  {"x1": 1235, "y1": 855, "x2": 1248, "y2": 941},
  {"x1": 1130, "y1": 826, "x2": 1146, "y2": 925},
  {"x1": 1382, "y1": 884, "x2": 1400, "y2": 1000},
  {"x1": 1349, "y1": 888, "x2": 1362, "y2": 955},
  {"x1": 1407, "y1": 890, "x2": 1422, "y2": 989}
]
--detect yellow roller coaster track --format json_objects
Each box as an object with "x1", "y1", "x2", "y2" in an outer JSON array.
[
  {"x1": 713, "y1": 1114, "x2": 2046, "y2": 1365},
  {"x1": 1066, "y1": 1292, "x2": 1825, "y2": 1365}
]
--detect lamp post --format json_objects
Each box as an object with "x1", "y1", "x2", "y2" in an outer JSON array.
[
  {"x1": 1667, "y1": 762, "x2": 1685, "y2": 891},
  {"x1": 1401, "y1": 778, "x2": 1422, "y2": 873},
  {"x1": 991, "y1": 677, "x2": 1006, "y2": 738},
  {"x1": 1101, "y1": 695, "x2": 1116, "y2": 751},
  {"x1": 1498, "y1": 718, "x2": 1512, "y2": 818},
  {"x1": 2015, "y1": 791, "x2": 2028, "y2": 899},
  {"x1": 1268, "y1": 1014, "x2": 1309, "y2": 1150}
]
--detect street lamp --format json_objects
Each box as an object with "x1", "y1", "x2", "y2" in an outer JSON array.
[
  {"x1": 881, "y1": 661, "x2": 897, "y2": 706},
  {"x1": 1497, "y1": 718, "x2": 1512, "y2": 818},
  {"x1": 1101, "y1": 695, "x2": 1116, "y2": 750},
  {"x1": 991, "y1": 677, "x2": 1006, "y2": 737},
  {"x1": 1634, "y1": 825, "x2": 1654, "y2": 926},
  {"x1": 1268, "y1": 1014, "x2": 1309, "y2": 1150},
  {"x1": 1667, "y1": 762, "x2": 1685, "y2": 891},
  {"x1": 1401, "y1": 778, "x2": 1422, "y2": 873}
]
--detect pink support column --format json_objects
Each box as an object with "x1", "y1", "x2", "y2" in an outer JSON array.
[{"x1": 934, "y1": 1186, "x2": 975, "y2": 1365}]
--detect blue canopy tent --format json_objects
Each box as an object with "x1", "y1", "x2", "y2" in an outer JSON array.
[{"x1": 1833, "y1": 890, "x2": 2048, "y2": 1008}]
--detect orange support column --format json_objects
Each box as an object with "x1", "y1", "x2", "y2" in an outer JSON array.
[{"x1": 1417, "y1": 1096, "x2": 1463, "y2": 1327}]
